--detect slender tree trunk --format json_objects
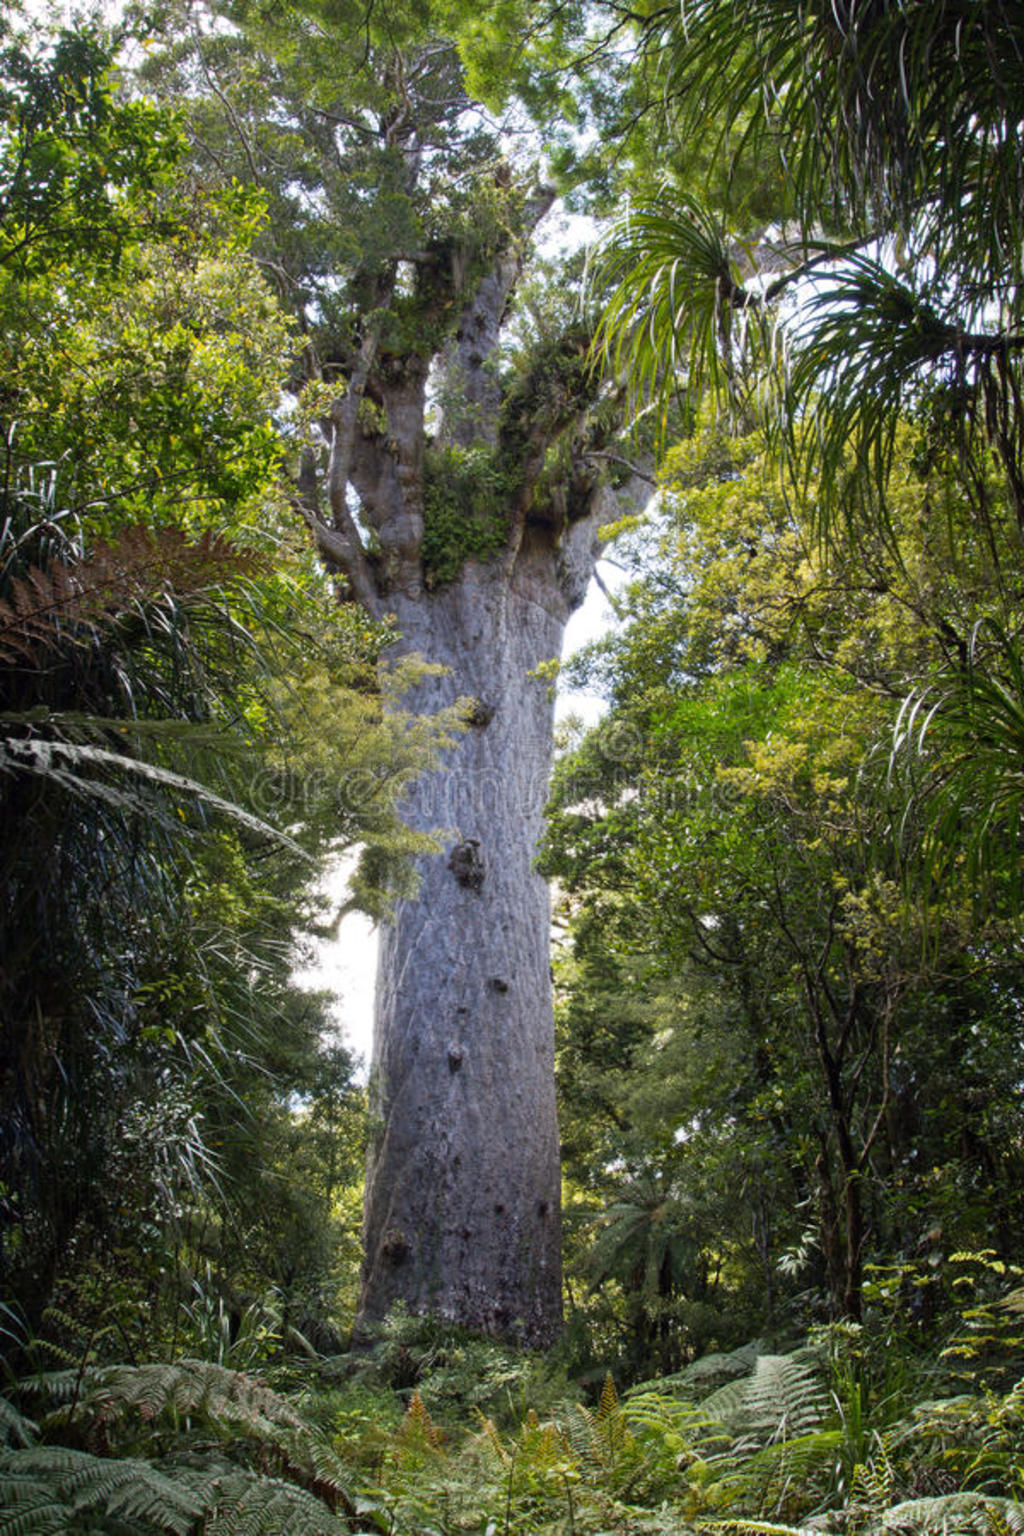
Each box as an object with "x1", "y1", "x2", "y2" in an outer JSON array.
[{"x1": 359, "y1": 540, "x2": 589, "y2": 1344}]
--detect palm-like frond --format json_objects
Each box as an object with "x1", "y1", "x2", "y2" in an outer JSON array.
[
  {"x1": 605, "y1": 0, "x2": 1024, "y2": 543},
  {"x1": 593, "y1": 195, "x2": 750, "y2": 422},
  {"x1": 652, "y1": 1, "x2": 1024, "y2": 264},
  {"x1": 0, "y1": 726, "x2": 309, "y2": 855},
  {"x1": 893, "y1": 620, "x2": 1024, "y2": 909},
  {"x1": 784, "y1": 255, "x2": 963, "y2": 540},
  {"x1": 584, "y1": 1171, "x2": 698, "y2": 1303}
]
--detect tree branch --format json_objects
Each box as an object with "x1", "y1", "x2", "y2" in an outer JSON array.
[{"x1": 297, "y1": 445, "x2": 381, "y2": 615}]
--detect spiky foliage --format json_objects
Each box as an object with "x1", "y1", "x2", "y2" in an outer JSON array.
[
  {"x1": 597, "y1": 0, "x2": 1024, "y2": 545},
  {"x1": 893, "y1": 621, "x2": 1024, "y2": 914}
]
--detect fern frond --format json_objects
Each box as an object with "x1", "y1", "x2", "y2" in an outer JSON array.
[
  {"x1": 680, "y1": 1341, "x2": 768, "y2": 1395},
  {"x1": 737, "y1": 1428, "x2": 845, "y2": 1513},
  {"x1": 187, "y1": 1468, "x2": 348, "y2": 1535},
  {"x1": 0, "y1": 1446, "x2": 204, "y2": 1535},
  {"x1": 474, "y1": 1414, "x2": 511, "y2": 1466},
  {"x1": 17, "y1": 1366, "x2": 102, "y2": 1417},
  {"x1": 596, "y1": 1370, "x2": 620, "y2": 1423},
  {"x1": 704, "y1": 1355, "x2": 828, "y2": 1444},
  {"x1": 0, "y1": 524, "x2": 260, "y2": 663},
  {"x1": 853, "y1": 1442, "x2": 898, "y2": 1511},
  {"x1": 562, "y1": 1402, "x2": 604, "y2": 1474},
  {"x1": 268, "y1": 1425, "x2": 357, "y2": 1514},
  {"x1": 623, "y1": 1389, "x2": 724, "y2": 1449},
  {"x1": 0, "y1": 1480, "x2": 67, "y2": 1536},
  {"x1": 697, "y1": 1520, "x2": 813, "y2": 1536},
  {"x1": 702, "y1": 1376, "x2": 756, "y2": 1427},
  {"x1": 78, "y1": 1359, "x2": 308, "y2": 1441},
  {"x1": 0, "y1": 1396, "x2": 35, "y2": 1449},
  {"x1": 879, "y1": 1495, "x2": 1024, "y2": 1535},
  {"x1": 398, "y1": 1387, "x2": 443, "y2": 1451}
]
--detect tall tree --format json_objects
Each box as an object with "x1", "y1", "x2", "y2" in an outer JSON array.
[
  {"x1": 544, "y1": 419, "x2": 1024, "y2": 1337},
  {"x1": 594, "y1": 0, "x2": 1024, "y2": 906},
  {"x1": 142, "y1": 0, "x2": 635, "y2": 1344},
  {"x1": 0, "y1": 14, "x2": 458, "y2": 1335}
]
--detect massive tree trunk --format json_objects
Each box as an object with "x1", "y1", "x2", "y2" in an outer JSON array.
[
  {"x1": 300, "y1": 181, "x2": 623, "y2": 1345},
  {"x1": 361, "y1": 523, "x2": 599, "y2": 1346}
]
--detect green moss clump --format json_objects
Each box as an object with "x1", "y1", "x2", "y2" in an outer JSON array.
[{"x1": 421, "y1": 443, "x2": 513, "y2": 585}]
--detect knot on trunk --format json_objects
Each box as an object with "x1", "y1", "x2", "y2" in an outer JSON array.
[
  {"x1": 381, "y1": 1226, "x2": 410, "y2": 1265},
  {"x1": 465, "y1": 697, "x2": 495, "y2": 728},
  {"x1": 448, "y1": 838, "x2": 484, "y2": 891}
]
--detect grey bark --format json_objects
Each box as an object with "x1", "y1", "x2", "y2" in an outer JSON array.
[
  {"x1": 360, "y1": 512, "x2": 603, "y2": 1346},
  {"x1": 300, "y1": 180, "x2": 621, "y2": 1345}
]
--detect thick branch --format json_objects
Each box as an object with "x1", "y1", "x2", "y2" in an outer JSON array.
[
  {"x1": 436, "y1": 184, "x2": 556, "y2": 450},
  {"x1": 296, "y1": 445, "x2": 381, "y2": 615}
]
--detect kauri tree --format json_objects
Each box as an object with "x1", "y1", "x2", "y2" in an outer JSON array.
[{"x1": 143, "y1": 0, "x2": 636, "y2": 1344}]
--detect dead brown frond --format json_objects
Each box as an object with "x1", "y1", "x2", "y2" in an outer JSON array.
[{"x1": 0, "y1": 525, "x2": 262, "y2": 663}]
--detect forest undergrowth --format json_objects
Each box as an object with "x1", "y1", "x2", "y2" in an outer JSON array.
[{"x1": 2, "y1": 1254, "x2": 1023, "y2": 1536}]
